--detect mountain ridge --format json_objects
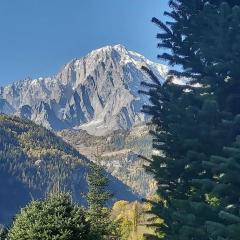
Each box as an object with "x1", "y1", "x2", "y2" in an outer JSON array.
[{"x1": 0, "y1": 45, "x2": 167, "y2": 136}]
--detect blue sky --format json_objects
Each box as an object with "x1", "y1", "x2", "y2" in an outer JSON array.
[{"x1": 0, "y1": 0, "x2": 169, "y2": 86}]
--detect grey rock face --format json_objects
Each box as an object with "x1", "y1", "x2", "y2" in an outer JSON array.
[{"x1": 0, "y1": 45, "x2": 167, "y2": 135}]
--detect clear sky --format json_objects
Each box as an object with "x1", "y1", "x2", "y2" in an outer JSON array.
[{"x1": 0, "y1": 0, "x2": 169, "y2": 86}]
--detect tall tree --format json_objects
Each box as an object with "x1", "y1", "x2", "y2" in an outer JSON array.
[
  {"x1": 86, "y1": 164, "x2": 113, "y2": 239},
  {"x1": 142, "y1": 67, "x2": 221, "y2": 239},
  {"x1": 143, "y1": 0, "x2": 240, "y2": 239},
  {"x1": 189, "y1": 2, "x2": 240, "y2": 239}
]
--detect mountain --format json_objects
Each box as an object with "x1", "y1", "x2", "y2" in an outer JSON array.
[
  {"x1": 0, "y1": 45, "x2": 167, "y2": 203},
  {"x1": 0, "y1": 114, "x2": 138, "y2": 225},
  {"x1": 0, "y1": 45, "x2": 167, "y2": 136}
]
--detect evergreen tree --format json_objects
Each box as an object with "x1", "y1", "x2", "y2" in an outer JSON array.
[
  {"x1": 188, "y1": 2, "x2": 240, "y2": 239},
  {"x1": 154, "y1": 0, "x2": 240, "y2": 120},
  {"x1": 142, "y1": 67, "x2": 221, "y2": 239},
  {"x1": 86, "y1": 164, "x2": 113, "y2": 239},
  {"x1": 143, "y1": 0, "x2": 240, "y2": 239},
  {"x1": 7, "y1": 193, "x2": 90, "y2": 240}
]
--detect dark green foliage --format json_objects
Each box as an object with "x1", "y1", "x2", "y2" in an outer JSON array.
[
  {"x1": 7, "y1": 193, "x2": 90, "y2": 240},
  {"x1": 143, "y1": 0, "x2": 240, "y2": 239},
  {"x1": 154, "y1": 0, "x2": 240, "y2": 121},
  {"x1": 199, "y1": 136, "x2": 240, "y2": 208},
  {"x1": 86, "y1": 164, "x2": 114, "y2": 239},
  {"x1": 200, "y1": 136, "x2": 240, "y2": 239},
  {"x1": 206, "y1": 210, "x2": 240, "y2": 239},
  {"x1": 142, "y1": 68, "x2": 221, "y2": 239},
  {"x1": 154, "y1": 0, "x2": 240, "y2": 81}
]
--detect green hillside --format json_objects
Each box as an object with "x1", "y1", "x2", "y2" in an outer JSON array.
[
  {"x1": 0, "y1": 114, "x2": 88, "y2": 224},
  {"x1": 0, "y1": 114, "x2": 87, "y2": 186},
  {"x1": 0, "y1": 114, "x2": 137, "y2": 225}
]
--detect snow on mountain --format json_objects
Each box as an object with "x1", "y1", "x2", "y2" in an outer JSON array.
[{"x1": 0, "y1": 45, "x2": 167, "y2": 135}]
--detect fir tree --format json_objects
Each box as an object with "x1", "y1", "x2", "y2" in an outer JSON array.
[
  {"x1": 189, "y1": 2, "x2": 240, "y2": 239},
  {"x1": 141, "y1": 67, "x2": 221, "y2": 239},
  {"x1": 86, "y1": 164, "x2": 113, "y2": 239},
  {"x1": 143, "y1": 0, "x2": 240, "y2": 239}
]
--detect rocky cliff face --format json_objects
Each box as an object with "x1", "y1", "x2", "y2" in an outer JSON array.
[{"x1": 0, "y1": 45, "x2": 167, "y2": 136}]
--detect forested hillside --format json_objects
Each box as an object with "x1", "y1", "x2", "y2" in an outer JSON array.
[
  {"x1": 0, "y1": 114, "x2": 137, "y2": 225},
  {"x1": 0, "y1": 114, "x2": 87, "y2": 224}
]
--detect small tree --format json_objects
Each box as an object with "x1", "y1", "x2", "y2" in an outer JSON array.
[
  {"x1": 7, "y1": 193, "x2": 90, "y2": 240},
  {"x1": 86, "y1": 163, "x2": 113, "y2": 239}
]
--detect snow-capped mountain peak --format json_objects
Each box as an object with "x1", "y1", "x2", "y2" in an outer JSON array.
[{"x1": 0, "y1": 45, "x2": 167, "y2": 135}]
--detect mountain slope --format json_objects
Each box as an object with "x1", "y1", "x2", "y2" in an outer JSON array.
[
  {"x1": 58, "y1": 124, "x2": 156, "y2": 197},
  {"x1": 0, "y1": 45, "x2": 167, "y2": 136},
  {"x1": 0, "y1": 114, "x2": 138, "y2": 225}
]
